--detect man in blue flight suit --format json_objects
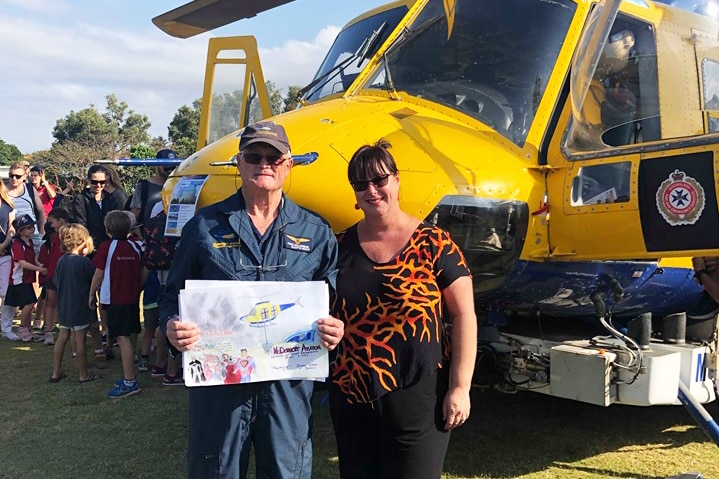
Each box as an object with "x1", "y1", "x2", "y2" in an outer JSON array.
[{"x1": 159, "y1": 121, "x2": 344, "y2": 479}]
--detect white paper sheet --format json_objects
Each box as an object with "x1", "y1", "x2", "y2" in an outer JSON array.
[{"x1": 179, "y1": 280, "x2": 329, "y2": 387}]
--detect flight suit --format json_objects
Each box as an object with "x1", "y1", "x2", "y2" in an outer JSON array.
[{"x1": 159, "y1": 191, "x2": 338, "y2": 479}]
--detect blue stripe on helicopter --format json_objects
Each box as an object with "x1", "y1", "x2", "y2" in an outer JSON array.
[
  {"x1": 95, "y1": 158, "x2": 184, "y2": 167},
  {"x1": 95, "y1": 152, "x2": 319, "y2": 168}
]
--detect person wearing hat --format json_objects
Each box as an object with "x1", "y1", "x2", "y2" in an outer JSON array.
[
  {"x1": 159, "y1": 121, "x2": 344, "y2": 479},
  {"x1": 0, "y1": 214, "x2": 47, "y2": 342},
  {"x1": 128, "y1": 149, "x2": 177, "y2": 226}
]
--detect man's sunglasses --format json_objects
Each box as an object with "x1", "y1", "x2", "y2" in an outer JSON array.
[
  {"x1": 351, "y1": 175, "x2": 391, "y2": 192},
  {"x1": 9, "y1": 174, "x2": 24, "y2": 180},
  {"x1": 240, "y1": 152, "x2": 287, "y2": 166},
  {"x1": 89, "y1": 180, "x2": 106, "y2": 186}
]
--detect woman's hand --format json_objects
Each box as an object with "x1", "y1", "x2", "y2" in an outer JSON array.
[
  {"x1": 316, "y1": 316, "x2": 344, "y2": 351},
  {"x1": 62, "y1": 178, "x2": 75, "y2": 195},
  {"x1": 166, "y1": 317, "x2": 201, "y2": 351},
  {"x1": 442, "y1": 385, "x2": 471, "y2": 430}
]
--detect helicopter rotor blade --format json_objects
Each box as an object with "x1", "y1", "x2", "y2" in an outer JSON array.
[{"x1": 152, "y1": 0, "x2": 296, "y2": 38}]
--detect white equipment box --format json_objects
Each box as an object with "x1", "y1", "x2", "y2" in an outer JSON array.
[{"x1": 550, "y1": 344, "x2": 617, "y2": 406}]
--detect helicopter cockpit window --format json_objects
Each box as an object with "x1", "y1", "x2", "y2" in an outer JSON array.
[
  {"x1": 207, "y1": 65, "x2": 266, "y2": 144},
  {"x1": 364, "y1": 0, "x2": 576, "y2": 147},
  {"x1": 570, "y1": 162, "x2": 631, "y2": 206},
  {"x1": 565, "y1": 16, "x2": 661, "y2": 155},
  {"x1": 701, "y1": 59, "x2": 719, "y2": 133},
  {"x1": 301, "y1": 6, "x2": 407, "y2": 103}
]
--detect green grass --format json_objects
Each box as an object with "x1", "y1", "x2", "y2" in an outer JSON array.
[{"x1": 1, "y1": 338, "x2": 717, "y2": 479}]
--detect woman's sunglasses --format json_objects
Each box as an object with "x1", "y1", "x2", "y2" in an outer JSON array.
[
  {"x1": 351, "y1": 175, "x2": 390, "y2": 192},
  {"x1": 89, "y1": 180, "x2": 106, "y2": 186}
]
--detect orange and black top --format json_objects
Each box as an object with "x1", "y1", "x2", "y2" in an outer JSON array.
[{"x1": 331, "y1": 222, "x2": 471, "y2": 404}]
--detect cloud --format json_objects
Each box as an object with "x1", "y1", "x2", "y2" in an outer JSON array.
[
  {"x1": 0, "y1": 9, "x2": 339, "y2": 153},
  {"x1": 261, "y1": 26, "x2": 341, "y2": 87}
]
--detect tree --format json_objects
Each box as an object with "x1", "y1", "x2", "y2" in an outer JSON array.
[
  {"x1": 48, "y1": 94, "x2": 155, "y2": 195},
  {"x1": 283, "y1": 86, "x2": 303, "y2": 112},
  {"x1": 52, "y1": 94, "x2": 151, "y2": 158},
  {"x1": 168, "y1": 100, "x2": 201, "y2": 158},
  {"x1": 0, "y1": 139, "x2": 23, "y2": 166},
  {"x1": 267, "y1": 81, "x2": 284, "y2": 116}
]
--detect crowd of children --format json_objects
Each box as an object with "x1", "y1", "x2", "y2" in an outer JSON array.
[{"x1": 1, "y1": 176, "x2": 182, "y2": 399}]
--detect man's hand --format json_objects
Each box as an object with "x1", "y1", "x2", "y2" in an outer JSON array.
[
  {"x1": 702, "y1": 257, "x2": 719, "y2": 273},
  {"x1": 316, "y1": 316, "x2": 344, "y2": 351},
  {"x1": 166, "y1": 317, "x2": 201, "y2": 351}
]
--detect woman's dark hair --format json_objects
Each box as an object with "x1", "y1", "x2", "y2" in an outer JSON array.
[
  {"x1": 347, "y1": 139, "x2": 398, "y2": 184},
  {"x1": 86, "y1": 164, "x2": 109, "y2": 179},
  {"x1": 30, "y1": 166, "x2": 44, "y2": 175}
]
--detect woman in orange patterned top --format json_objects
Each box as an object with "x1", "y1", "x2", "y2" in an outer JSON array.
[{"x1": 329, "y1": 140, "x2": 477, "y2": 479}]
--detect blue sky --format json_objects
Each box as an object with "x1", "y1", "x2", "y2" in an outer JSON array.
[{"x1": 0, "y1": 0, "x2": 384, "y2": 153}]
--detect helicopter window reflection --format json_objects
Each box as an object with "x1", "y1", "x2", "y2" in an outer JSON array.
[
  {"x1": 701, "y1": 59, "x2": 719, "y2": 133},
  {"x1": 302, "y1": 6, "x2": 407, "y2": 103},
  {"x1": 425, "y1": 196, "x2": 529, "y2": 293},
  {"x1": 365, "y1": 0, "x2": 576, "y2": 146},
  {"x1": 570, "y1": 162, "x2": 631, "y2": 206},
  {"x1": 566, "y1": 15, "x2": 660, "y2": 154}
]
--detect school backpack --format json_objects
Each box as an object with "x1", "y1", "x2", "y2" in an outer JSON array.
[{"x1": 142, "y1": 210, "x2": 178, "y2": 271}]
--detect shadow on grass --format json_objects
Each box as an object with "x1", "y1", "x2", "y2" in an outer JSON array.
[
  {"x1": 440, "y1": 389, "x2": 712, "y2": 479},
  {"x1": 1, "y1": 340, "x2": 716, "y2": 479}
]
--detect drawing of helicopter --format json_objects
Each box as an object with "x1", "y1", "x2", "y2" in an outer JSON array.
[
  {"x1": 137, "y1": 0, "x2": 719, "y2": 435},
  {"x1": 240, "y1": 300, "x2": 297, "y2": 327}
]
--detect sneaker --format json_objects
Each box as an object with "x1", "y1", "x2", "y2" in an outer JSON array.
[
  {"x1": 43, "y1": 332, "x2": 55, "y2": 345},
  {"x1": 150, "y1": 365, "x2": 167, "y2": 378},
  {"x1": 114, "y1": 377, "x2": 131, "y2": 388},
  {"x1": 19, "y1": 327, "x2": 33, "y2": 343},
  {"x1": 2, "y1": 331, "x2": 20, "y2": 341},
  {"x1": 107, "y1": 380, "x2": 141, "y2": 399},
  {"x1": 162, "y1": 373, "x2": 184, "y2": 387},
  {"x1": 137, "y1": 358, "x2": 149, "y2": 372}
]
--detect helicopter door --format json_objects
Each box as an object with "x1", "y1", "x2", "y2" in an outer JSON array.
[{"x1": 196, "y1": 36, "x2": 272, "y2": 150}]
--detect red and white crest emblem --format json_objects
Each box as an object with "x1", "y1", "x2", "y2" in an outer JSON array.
[{"x1": 655, "y1": 170, "x2": 705, "y2": 226}]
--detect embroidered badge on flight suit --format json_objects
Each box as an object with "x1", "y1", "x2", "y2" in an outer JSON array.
[
  {"x1": 284, "y1": 234, "x2": 312, "y2": 252},
  {"x1": 210, "y1": 227, "x2": 240, "y2": 248}
]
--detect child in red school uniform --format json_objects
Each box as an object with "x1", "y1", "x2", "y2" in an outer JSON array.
[
  {"x1": 89, "y1": 211, "x2": 146, "y2": 398},
  {"x1": 49, "y1": 223, "x2": 97, "y2": 383},
  {"x1": 1, "y1": 214, "x2": 47, "y2": 342}
]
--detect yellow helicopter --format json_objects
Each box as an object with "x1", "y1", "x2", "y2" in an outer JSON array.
[
  {"x1": 145, "y1": 0, "x2": 719, "y2": 421},
  {"x1": 240, "y1": 300, "x2": 297, "y2": 327}
]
